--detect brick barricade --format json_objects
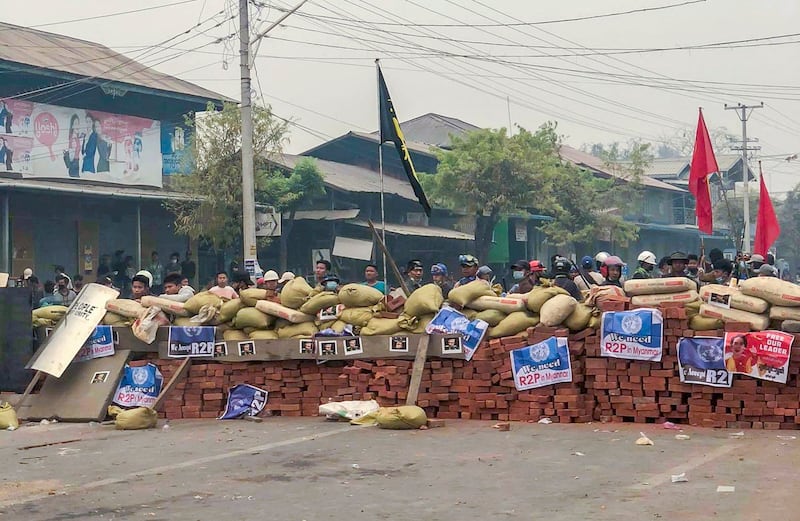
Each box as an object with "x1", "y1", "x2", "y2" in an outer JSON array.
[{"x1": 149, "y1": 308, "x2": 800, "y2": 429}]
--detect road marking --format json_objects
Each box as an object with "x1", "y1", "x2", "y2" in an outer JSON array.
[
  {"x1": 629, "y1": 442, "x2": 739, "y2": 491},
  {"x1": 0, "y1": 425, "x2": 355, "y2": 509}
]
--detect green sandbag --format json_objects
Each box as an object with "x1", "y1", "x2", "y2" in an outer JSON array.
[
  {"x1": 0, "y1": 401, "x2": 19, "y2": 430},
  {"x1": 114, "y1": 407, "x2": 158, "y2": 430},
  {"x1": 172, "y1": 316, "x2": 195, "y2": 327},
  {"x1": 475, "y1": 308, "x2": 506, "y2": 327},
  {"x1": 361, "y1": 317, "x2": 402, "y2": 336},
  {"x1": 564, "y1": 303, "x2": 594, "y2": 332},
  {"x1": 299, "y1": 291, "x2": 340, "y2": 315},
  {"x1": 685, "y1": 299, "x2": 701, "y2": 319},
  {"x1": 239, "y1": 288, "x2": 267, "y2": 307},
  {"x1": 526, "y1": 286, "x2": 569, "y2": 313},
  {"x1": 351, "y1": 405, "x2": 428, "y2": 429},
  {"x1": 184, "y1": 292, "x2": 223, "y2": 315},
  {"x1": 218, "y1": 298, "x2": 245, "y2": 323},
  {"x1": 340, "y1": 307, "x2": 375, "y2": 327},
  {"x1": 250, "y1": 329, "x2": 279, "y2": 340},
  {"x1": 233, "y1": 307, "x2": 275, "y2": 329},
  {"x1": 280, "y1": 277, "x2": 313, "y2": 309},
  {"x1": 588, "y1": 315, "x2": 601, "y2": 329},
  {"x1": 448, "y1": 280, "x2": 494, "y2": 307},
  {"x1": 338, "y1": 283, "x2": 384, "y2": 308},
  {"x1": 404, "y1": 284, "x2": 444, "y2": 317},
  {"x1": 277, "y1": 321, "x2": 318, "y2": 339},
  {"x1": 461, "y1": 308, "x2": 479, "y2": 320},
  {"x1": 689, "y1": 314, "x2": 723, "y2": 331},
  {"x1": 102, "y1": 312, "x2": 131, "y2": 326},
  {"x1": 489, "y1": 311, "x2": 540, "y2": 338},
  {"x1": 223, "y1": 329, "x2": 249, "y2": 341}
]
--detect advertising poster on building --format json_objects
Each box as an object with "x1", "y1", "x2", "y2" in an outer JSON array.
[
  {"x1": 510, "y1": 336, "x2": 572, "y2": 391},
  {"x1": 0, "y1": 99, "x2": 162, "y2": 186},
  {"x1": 677, "y1": 337, "x2": 732, "y2": 388},
  {"x1": 600, "y1": 308, "x2": 663, "y2": 362},
  {"x1": 161, "y1": 120, "x2": 192, "y2": 174},
  {"x1": 723, "y1": 331, "x2": 793, "y2": 384}
]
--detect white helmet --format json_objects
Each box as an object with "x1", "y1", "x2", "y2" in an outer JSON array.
[
  {"x1": 594, "y1": 251, "x2": 609, "y2": 264},
  {"x1": 637, "y1": 251, "x2": 656, "y2": 265}
]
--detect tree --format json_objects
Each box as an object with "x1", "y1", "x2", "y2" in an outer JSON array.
[
  {"x1": 656, "y1": 126, "x2": 736, "y2": 158},
  {"x1": 422, "y1": 126, "x2": 554, "y2": 262},
  {"x1": 165, "y1": 101, "x2": 288, "y2": 252},
  {"x1": 712, "y1": 191, "x2": 760, "y2": 249},
  {"x1": 775, "y1": 183, "x2": 800, "y2": 271},
  {"x1": 261, "y1": 157, "x2": 326, "y2": 272}
]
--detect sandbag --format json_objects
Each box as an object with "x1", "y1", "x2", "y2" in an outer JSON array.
[
  {"x1": 781, "y1": 320, "x2": 800, "y2": 333},
  {"x1": 489, "y1": 311, "x2": 540, "y2": 338},
  {"x1": 587, "y1": 314, "x2": 601, "y2": 329},
  {"x1": 351, "y1": 405, "x2": 428, "y2": 429},
  {"x1": 114, "y1": 407, "x2": 158, "y2": 430},
  {"x1": 223, "y1": 329, "x2": 249, "y2": 341},
  {"x1": 699, "y1": 303, "x2": 769, "y2": 331},
  {"x1": 466, "y1": 296, "x2": 525, "y2": 313},
  {"x1": 586, "y1": 285, "x2": 626, "y2": 307},
  {"x1": 475, "y1": 308, "x2": 507, "y2": 327},
  {"x1": 239, "y1": 288, "x2": 268, "y2": 307},
  {"x1": 250, "y1": 329, "x2": 279, "y2": 340},
  {"x1": 361, "y1": 317, "x2": 402, "y2": 336},
  {"x1": 689, "y1": 314, "x2": 724, "y2": 331},
  {"x1": 318, "y1": 320, "x2": 349, "y2": 334},
  {"x1": 280, "y1": 277, "x2": 314, "y2": 309},
  {"x1": 276, "y1": 321, "x2": 318, "y2": 339},
  {"x1": 172, "y1": 316, "x2": 195, "y2": 327},
  {"x1": 340, "y1": 307, "x2": 375, "y2": 327},
  {"x1": 0, "y1": 401, "x2": 19, "y2": 430},
  {"x1": 526, "y1": 286, "x2": 569, "y2": 313},
  {"x1": 218, "y1": 298, "x2": 245, "y2": 323},
  {"x1": 630, "y1": 290, "x2": 699, "y2": 307},
  {"x1": 540, "y1": 294, "x2": 578, "y2": 327},
  {"x1": 404, "y1": 284, "x2": 444, "y2": 317},
  {"x1": 299, "y1": 291, "x2": 340, "y2": 315},
  {"x1": 698, "y1": 284, "x2": 769, "y2": 314},
  {"x1": 100, "y1": 312, "x2": 129, "y2": 326},
  {"x1": 740, "y1": 277, "x2": 800, "y2": 307},
  {"x1": 183, "y1": 292, "x2": 223, "y2": 315},
  {"x1": 564, "y1": 303, "x2": 595, "y2": 332},
  {"x1": 685, "y1": 299, "x2": 702, "y2": 319},
  {"x1": 32, "y1": 305, "x2": 68, "y2": 321},
  {"x1": 140, "y1": 296, "x2": 190, "y2": 317},
  {"x1": 105, "y1": 299, "x2": 146, "y2": 319},
  {"x1": 461, "y1": 308, "x2": 479, "y2": 320},
  {"x1": 255, "y1": 299, "x2": 315, "y2": 324},
  {"x1": 338, "y1": 283, "x2": 384, "y2": 308},
  {"x1": 770, "y1": 306, "x2": 800, "y2": 322},
  {"x1": 234, "y1": 307, "x2": 275, "y2": 329},
  {"x1": 448, "y1": 280, "x2": 494, "y2": 307},
  {"x1": 623, "y1": 277, "x2": 696, "y2": 296}
]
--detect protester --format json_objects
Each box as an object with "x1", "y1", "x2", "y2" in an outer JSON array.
[
  {"x1": 28, "y1": 275, "x2": 43, "y2": 309},
  {"x1": 160, "y1": 272, "x2": 195, "y2": 302},
  {"x1": 454, "y1": 254, "x2": 479, "y2": 288},
  {"x1": 314, "y1": 260, "x2": 331, "y2": 286},
  {"x1": 581, "y1": 255, "x2": 604, "y2": 286},
  {"x1": 130, "y1": 274, "x2": 151, "y2": 301},
  {"x1": 657, "y1": 256, "x2": 671, "y2": 278},
  {"x1": 97, "y1": 254, "x2": 113, "y2": 279},
  {"x1": 632, "y1": 251, "x2": 656, "y2": 279},
  {"x1": 72, "y1": 274, "x2": 85, "y2": 293},
  {"x1": 164, "y1": 252, "x2": 182, "y2": 276},
  {"x1": 601, "y1": 256, "x2": 624, "y2": 288},
  {"x1": 476, "y1": 265, "x2": 493, "y2": 282},
  {"x1": 403, "y1": 259, "x2": 424, "y2": 292},
  {"x1": 711, "y1": 259, "x2": 733, "y2": 285},
  {"x1": 208, "y1": 272, "x2": 239, "y2": 299},
  {"x1": 39, "y1": 281, "x2": 59, "y2": 307},
  {"x1": 430, "y1": 263, "x2": 452, "y2": 298},
  {"x1": 98, "y1": 276, "x2": 116, "y2": 290},
  {"x1": 148, "y1": 251, "x2": 164, "y2": 293},
  {"x1": 756, "y1": 264, "x2": 778, "y2": 277},
  {"x1": 321, "y1": 274, "x2": 341, "y2": 293},
  {"x1": 277, "y1": 272, "x2": 294, "y2": 293},
  {"x1": 361, "y1": 264, "x2": 386, "y2": 294},
  {"x1": 231, "y1": 272, "x2": 254, "y2": 293},
  {"x1": 52, "y1": 274, "x2": 77, "y2": 306},
  {"x1": 258, "y1": 270, "x2": 280, "y2": 300},
  {"x1": 181, "y1": 251, "x2": 196, "y2": 283},
  {"x1": 746, "y1": 254, "x2": 765, "y2": 278},
  {"x1": 687, "y1": 254, "x2": 702, "y2": 277},
  {"x1": 551, "y1": 257, "x2": 584, "y2": 301}
]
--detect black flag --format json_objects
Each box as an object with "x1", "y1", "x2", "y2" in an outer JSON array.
[{"x1": 378, "y1": 64, "x2": 431, "y2": 217}]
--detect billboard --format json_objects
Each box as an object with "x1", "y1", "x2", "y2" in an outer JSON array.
[
  {"x1": 161, "y1": 120, "x2": 192, "y2": 175},
  {"x1": 0, "y1": 99, "x2": 162, "y2": 187}
]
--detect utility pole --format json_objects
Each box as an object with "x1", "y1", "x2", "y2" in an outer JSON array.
[
  {"x1": 724, "y1": 102, "x2": 763, "y2": 253},
  {"x1": 240, "y1": 0, "x2": 258, "y2": 273}
]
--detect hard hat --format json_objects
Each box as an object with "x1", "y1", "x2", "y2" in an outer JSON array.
[
  {"x1": 580, "y1": 256, "x2": 593, "y2": 270},
  {"x1": 529, "y1": 260, "x2": 546, "y2": 272},
  {"x1": 458, "y1": 254, "x2": 479, "y2": 267},
  {"x1": 263, "y1": 270, "x2": 279, "y2": 281},
  {"x1": 594, "y1": 251, "x2": 610, "y2": 263},
  {"x1": 637, "y1": 251, "x2": 656, "y2": 265},
  {"x1": 278, "y1": 272, "x2": 295, "y2": 283},
  {"x1": 135, "y1": 270, "x2": 153, "y2": 287},
  {"x1": 603, "y1": 255, "x2": 624, "y2": 267},
  {"x1": 552, "y1": 257, "x2": 571, "y2": 275},
  {"x1": 22, "y1": 268, "x2": 33, "y2": 279},
  {"x1": 431, "y1": 263, "x2": 448, "y2": 276}
]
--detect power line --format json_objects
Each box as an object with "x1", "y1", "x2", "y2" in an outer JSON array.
[{"x1": 7, "y1": 0, "x2": 201, "y2": 30}]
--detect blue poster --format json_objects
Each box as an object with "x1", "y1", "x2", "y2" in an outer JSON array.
[
  {"x1": 75, "y1": 325, "x2": 115, "y2": 362},
  {"x1": 510, "y1": 336, "x2": 572, "y2": 391},
  {"x1": 677, "y1": 337, "x2": 732, "y2": 388},
  {"x1": 161, "y1": 121, "x2": 192, "y2": 174},
  {"x1": 168, "y1": 326, "x2": 216, "y2": 357},
  {"x1": 113, "y1": 363, "x2": 164, "y2": 408},
  {"x1": 426, "y1": 305, "x2": 489, "y2": 361},
  {"x1": 219, "y1": 384, "x2": 269, "y2": 419},
  {"x1": 600, "y1": 308, "x2": 663, "y2": 362}
]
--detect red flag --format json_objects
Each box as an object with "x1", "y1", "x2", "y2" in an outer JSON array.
[
  {"x1": 689, "y1": 108, "x2": 719, "y2": 234},
  {"x1": 754, "y1": 163, "x2": 780, "y2": 256}
]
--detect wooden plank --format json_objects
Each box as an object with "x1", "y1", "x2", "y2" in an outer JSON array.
[
  {"x1": 13, "y1": 370, "x2": 42, "y2": 409},
  {"x1": 367, "y1": 219, "x2": 410, "y2": 296},
  {"x1": 151, "y1": 357, "x2": 192, "y2": 411},
  {"x1": 405, "y1": 334, "x2": 430, "y2": 406}
]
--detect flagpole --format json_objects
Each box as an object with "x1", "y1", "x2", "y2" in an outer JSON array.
[{"x1": 376, "y1": 59, "x2": 388, "y2": 294}]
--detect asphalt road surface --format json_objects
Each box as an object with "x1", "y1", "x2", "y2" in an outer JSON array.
[{"x1": 0, "y1": 418, "x2": 797, "y2": 520}]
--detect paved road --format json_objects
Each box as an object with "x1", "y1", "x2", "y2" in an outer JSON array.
[{"x1": 0, "y1": 418, "x2": 797, "y2": 520}]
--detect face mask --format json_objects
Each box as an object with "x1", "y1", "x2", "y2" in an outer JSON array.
[
  {"x1": 324, "y1": 282, "x2": 338, "y2": 291},
  {"x1": 512, "y1": 270, "x2": 524, "y2": 280},
  {"x1": 715, "y1": 276, "x2": 726, "y2": 284}
]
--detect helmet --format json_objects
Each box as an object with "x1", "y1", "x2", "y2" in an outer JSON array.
[
  {"x1": 552, "y1": 257, "x2": 571, "y2": 275},
  {"x1": 580, "y1": 255, "x2": 593, "y2": 270},
  {"x1": 667, "y1": 251, "x2": 689, "y2": 264},
  {"x1": 431, "y1": 263, "x2": 448, "y2": 276},
  {"x1": 529, "y1": 260, "x2": 546, "y2": 273},
  {"x1": 458, "y1": 254, "x2": 479, "y2": 267},
  {"x1": 637, "y1": 251, "x2": 656, "y2": 265},
  {"x1": 595, "y1": 252, "x2": 610, "y2": 264},
  {"x1": 406, "y1": 259, "x2": 424, "y2": 271},
  {"x1": 477, "y1": 265, "x2": 493, "y2": 278},
  {"x1": 603, "y1": 255, "x2": 624, "y2": 267}
]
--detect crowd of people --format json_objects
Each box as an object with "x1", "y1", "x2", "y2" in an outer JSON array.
[{"x1": 16, "y1": 246, "x2": 788, "y2": 311}]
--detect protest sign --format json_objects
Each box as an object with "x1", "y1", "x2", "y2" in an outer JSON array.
[
  {"x1": 677, "y1": 337, "x2": 732, "y2": 388},
  {"x1": 112, "y1": 363, "x2": 163, "y2": 408},
  {"x1": 600, "y1": 308, "x2": 663, "y2": 362},
  {"x1": 167, "y1": 326, "x2": 216, "y2": 358},
  {"x1": 723, "y1": 330, "x2": 793, "y2": 384},
  {"x1": 74, "y1": 326, "x2": 115, "y2": 362},
  {"x1": 426, "y1": 305, "x2": 488, "y2": 361},
  {"x1": 510, "y1": 337, "x2": 572, "y2": 391},
  {"x1": 219, "y1": 384, "x2": 268, "y2": 419}
]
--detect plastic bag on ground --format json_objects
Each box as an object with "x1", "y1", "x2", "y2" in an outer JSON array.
[{"x1": 319, "y1": 399, "x2": 380, "y2": 420}]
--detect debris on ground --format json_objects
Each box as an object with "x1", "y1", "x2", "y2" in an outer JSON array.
[
  {"x1": 537, "y1": 418, "x2": 552, "y2": 424},
  {"x1": 661, "y1": 421, "x2": 681, "y2": 430},
  {"x1": 671, "y1": 473, "x2": 688, "y2": 483},
  {"x1": 716, "y1": 485, "x2": 735, "y2": 493},
  {"x1": 492, "y1": 422, "x2": 510, "y2": 431},
  {"x1": 675, "y1": 434, "x2": 691, "y2": 440},
  {"x1": 635, "y1": 432, "x2": 654, "y2": 446}
]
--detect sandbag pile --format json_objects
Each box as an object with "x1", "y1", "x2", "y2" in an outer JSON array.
[
  {"x1": 31, "y1": 305, "x2": 68, "y2": 328},
  {"x1": 625, "y1": 278, "x2": 708, "y2": 329}
]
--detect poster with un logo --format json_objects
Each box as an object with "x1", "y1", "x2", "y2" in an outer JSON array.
[
  {"x1": 510, "y1": 336, "x2": 572, "y2": 391},
  {"x1": 167, "y1": 326, "x2": 217, "y2": 357},
  {"x1": 600, "y1": 308, "x2": 663, "y2": 361}
]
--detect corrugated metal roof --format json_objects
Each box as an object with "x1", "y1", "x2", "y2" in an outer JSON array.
[
  {"x1": 368, "y1": 112, "x2": 480, "y2": 148},
  {"x1": 348, "y1": 220, "x2": 473, "y2": 240},
  {"x1": 639, "y1": 155, "x2": 743, "y2": 180},
  {"x1": 0, "y1": 177, "x2": 190, "y2": 200},
  {"x1": 290, "y1": 209, "x2": 360, "y2": 221},
  {"x1": 273, "y1": 154, "x2": 418, "y2": 201},
  {"x1": 558, "y1": 145, "x2": 685, "y2": 193},
  {"x1": 0, "y1": 22, "x2": 230, "y2": 103}
]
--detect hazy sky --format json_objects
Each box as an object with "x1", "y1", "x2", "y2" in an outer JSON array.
[{"x1": 6, "y1": 0, "x2": 800, "y2": 193}]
